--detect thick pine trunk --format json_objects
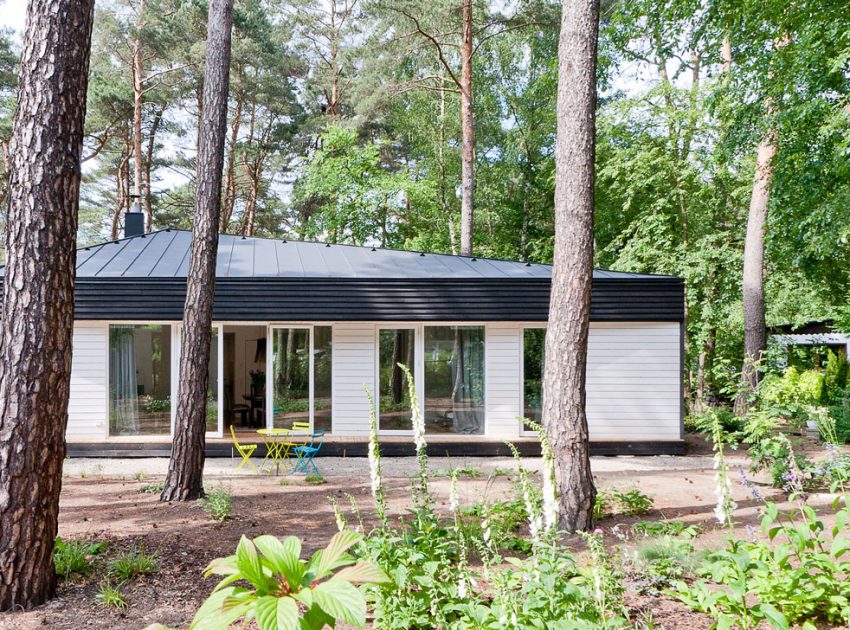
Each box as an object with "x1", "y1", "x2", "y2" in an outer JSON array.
[
  {"x1": 541, "y1": 0, "x2": 600, "y2": 533},
  {"x1": 161, "y1": 0, "x2": 233, "y2": 502},
  {"x1": 458, "y1": 0, "x2": 474, "y2": 256},
  {"x1": 735, "y1": 130, "x2": 776, "y2": 414},
  {"x1": 0, "y1": 0, "x2": 94, "y2": 610}
]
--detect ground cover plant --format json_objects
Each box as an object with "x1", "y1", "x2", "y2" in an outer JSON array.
[{"x1": 201, "y1": 485, "x2": 233, "y2": 521}]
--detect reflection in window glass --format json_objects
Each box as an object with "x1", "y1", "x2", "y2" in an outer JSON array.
[
  {"x1": 314, "y1": 326, "x2": 333, "y2": 432},
  {"x1": 378, "y1": 329, "x2": 415, "y2": 431},
  {"x1": 523, "y1": 328, "x2": 546, "y2": 430},
  {"x1": 272, "y1": 328, "x2": 310, "y2": 429},
  {"x1": 206, "y1": 328, "x2": 219, "y2": 432},
  {"x1": 109, "y1": 324, "x2": 172, "y2": 436},
  {"x1": 423, "y1": 326, "x2": 484, "y2": 434}
]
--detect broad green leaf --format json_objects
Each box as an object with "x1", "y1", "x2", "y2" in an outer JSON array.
[
  {"x1": 333, "y1": 560, "x2": 390, "y2": 584},
  {"x1": 190, "y1": 586, "x2": 253, "y2": 630},
  {"x1": 255, "y1": 535, "x2": 305, "y2": 588},
  {"x1": 755, "y1": 603, "x2": 788, "y2": 630},
  {"x1": 315, "y1": 530, "x2": 362, "y2": 579},
  {"x1": 205, "y1": 555, "x2": 239, "y2": 577},
  {"x1": 237, "y1": 536, "x2": 272, "y2": 592},
  {"x1": 255, "y1": 595, "x2": 300, "y2": 630},
  {"x1": 312, "y1": 578, "x2": 367, "y2": 627}
]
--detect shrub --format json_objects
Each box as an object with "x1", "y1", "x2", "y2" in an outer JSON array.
[
  {"x1": 108, "y1": 547, "x2": 159, "y2": 582},
  {"x1": 201, "y1": 485, "x2": 232, "y2": 521},
  {"x1": 94, "y1": 582, "x2": 127, "y2": 610},
  {"x1": 54, "y1": 537, "x2": 107, "y2": 579},
  {"x1": 191, "y1": 531, "x2": 388, "y2": 630},
  {"x1": 305, "y1": 474, "x2": 327, "y2": 485},
  {"x1": 631, "y1": 537, "x2": 699, "y2": 596}
]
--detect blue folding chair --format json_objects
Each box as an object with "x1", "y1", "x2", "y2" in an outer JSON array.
[{"x1": 291, "y1": 429, "x2": 325, "y2": 476}]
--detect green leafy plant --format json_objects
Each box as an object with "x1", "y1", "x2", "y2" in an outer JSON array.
[
  {"x1": 94, "y1": 582, "x2": 128, "y2": 609},
  {"x1": 108, "y1": 547, "x2": 159, "y2": 582},
  {"x1": 54, "y1": 537, "x2": 107, "y2": 579},
  {"x1": 191, "y1": 531, "x2": 388, "y2": 629},
  {"x1": 631, "y1": 520, "x2": 701, "y2": 539},
  {"x1": 138, "y1": 481, "x2": 164, "y2": 494},
  {"x1": 432, "y1": 464, "x2": 482, "y2": 478},
  {"x1": 305, "y1": 474, "x2": 327, "y2": 485},
  {"x1": 631, "y1": 537, "x2": 699, "y2": 596},
  {"x1": 201, "y1": 485, "x2": 233, "y2": 521},
  {"x1": 594, "y1": 487, "x2": 654, "y2": 518}
]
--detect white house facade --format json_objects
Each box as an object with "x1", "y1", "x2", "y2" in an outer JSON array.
[{"x1": 22, "y1": 226, "x2": 685, "y2": 455}]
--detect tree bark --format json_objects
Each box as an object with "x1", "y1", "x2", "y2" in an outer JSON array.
[
  {"x1": 0, "y1": 0, "x2": 94, "y2": 610},
  {"x1": 221, "y1": 83, "x2": 244, "y2": 232},
  {"x1": 458, "y1": 0, "x2": 474, "y2": 256},
  {"x1": 735, "y1": 129, "x2": 776, "y2": 414},
  {"x1": 161, "y1": 0, "x2": 233, "y2": 502},
  {"x1": 541, "y1": 0, "x2": 600, "y2": 533},
  {"x1": 143, "y1": 104, "x2": 164, "y2": 225}
]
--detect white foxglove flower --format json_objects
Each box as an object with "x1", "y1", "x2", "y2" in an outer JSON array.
[
  {"x1": 457, "y1": 578, "x2": 467, "y2": 599},
  {"x1": 449, "y1": 472, "x2": 459, "y2": 513}
]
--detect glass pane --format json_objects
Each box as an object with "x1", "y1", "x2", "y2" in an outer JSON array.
[
  {"x1": 423, "y1": 326, "x2": 485, "y2": 435},
  {"x1": 109, "y1": 324, "x2": 171, "y2": 436},
  {"x1": 206, "y1": 328, "x2": 219, "y2": 433},
  {"x1": 272, "y1": 328, "x2": 310, "y2": 429},
  {"x1": 523, "y1": 328, "x2": 546, "y2": 431},
  {"x1": 378, "y1": 329, "x2": 415, "y2": 431},
  {"x1": 314, "y1": 326, "x2": 333, "y2": 432}
]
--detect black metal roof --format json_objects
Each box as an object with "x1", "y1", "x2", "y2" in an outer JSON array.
[
  {"x1": 0, "y1": 230, "x2": 686, "y2": 322},
  {"x1": 58, "y1": 229, "x2": 677, "y2": 281}
]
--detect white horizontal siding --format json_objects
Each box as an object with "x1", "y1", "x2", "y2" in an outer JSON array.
[
  {"x1": 67, "y1": 323, "x2": 108, "y2": 441},
  {"x1": 586, "y1": 322, "x2": 681, "y2": 440},
  {"x1": 331, "y1": 323, "x2": 374, "y2": 436},
  {"x1": 485, "y1": 324, "x2": 521, "y2": 439}
]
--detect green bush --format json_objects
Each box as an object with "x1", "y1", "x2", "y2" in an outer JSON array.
[
  {"x1": 594, "y1": 487, "x2": 653, "y2": 518},
  {"x1": 138, "y1": 481, "x2": 164, "y2": 494},
  {"x1": 201, "y1": 485, "x2": 232, "y2": 521},
  {"x1": 191, "y1": 532, "x2": 388, "y2": 630},
  {"x1": 108, "y1": 547, "x2": 159, "y2": 582},
  {"x1": 631, "y1": 537, "x2": 700, "y2": 596},
  {"x1": 54, "y1": 537, "x2": 107, "y2": 579}
]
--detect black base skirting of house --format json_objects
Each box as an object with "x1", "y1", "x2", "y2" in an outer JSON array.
[{"x1": 66, "y1": 440, "x2": 685, "y2": 459}]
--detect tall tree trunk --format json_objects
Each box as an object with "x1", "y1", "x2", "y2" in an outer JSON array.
[
  {"x1": 0, "y1": 0, "x2": 94, "y2": 610},
  {"x1": 144, "y1": 104, "x2": 164, "y2": 225},
  {"x1": 541, "y1": 0, "x2": 600, "y2": 533},
  {"x1": 221, "y1": 84, "x2": 244, "y2": 231},
  {"x1": 132, "y1": 0, "x2": 146, "y2": 227},
  {"x1": 161, "y1": 0, "x2": 233, "y2": 502},
  {"x1": 458, "y1": 0, "x2": 474, "y2": 256},
  {"x1": 735, "y1": 129, "x2": 777, "y2": 414}
]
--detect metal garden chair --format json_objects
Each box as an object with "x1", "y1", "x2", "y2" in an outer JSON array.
[
  {"x1": 291, "y1": 429, "x2": 325, "y2": 476},
  {"x1": 230, "y1": 425, "x2": 258, "y2": 473}
]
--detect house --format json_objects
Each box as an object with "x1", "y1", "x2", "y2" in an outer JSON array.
[{"x1": 3, "y1": 222, "x2": 686, "y2": 457}]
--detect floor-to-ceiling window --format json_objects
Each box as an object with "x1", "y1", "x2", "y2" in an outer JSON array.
[
  {"x1": 377, "y1": 328, "x2": 416, "y2": 431},
  {"x1": 522, "y1": 327, "x2": 546, "y2": 432},
  {"x1": 313, "y1": 326, "x2": 333, "y2": 432},
  {"x1": 109, "y1": 324, "x2": 172, "y2": 436},
  {"x1": 423, "y1": 326, "x2": 485, "y2": 435},
  {"x1": 270, "y1": 326, "x2": 332, "y2": 431},
  {"x1": 206, "y1": 327, "x2": 220, "y2": 433}
]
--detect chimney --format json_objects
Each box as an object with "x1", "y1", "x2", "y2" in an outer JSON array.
[{"x1": 124, "y1": 198, "x2": 144, "y2": 238}]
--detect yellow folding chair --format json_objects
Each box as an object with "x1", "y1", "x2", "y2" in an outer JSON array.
[
  {"x1": 279, "y1": 422, "x2": 311, "y2": 468},
  {"x1": 230, "y1": 425, "x2": 258, "y2": 473}
]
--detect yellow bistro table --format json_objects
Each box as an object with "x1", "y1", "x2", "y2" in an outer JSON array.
[{"x1": 257, "y1": 428, "x2": 293, "y2": 475}]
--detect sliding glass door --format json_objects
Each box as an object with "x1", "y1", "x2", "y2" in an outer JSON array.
[
  {"x1": 269, "y1": 326, "x2": 333, "y2": 432},
  {"x1": 377, "y1": 327, "x2": 416, "y2": 432}
]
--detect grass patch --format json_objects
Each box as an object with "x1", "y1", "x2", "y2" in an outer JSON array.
[
  {"x1": 433, "y1": 464, "x2": 483, "y2": 478},
  {"x1": 594, "y1": 487, "x2": 654, "y2": 519},
  {"x1": 138, "y1": 481, "x2": 164, "y2": 494},
  {"x1": 305, "y1": 474, "x2": 327, "y2": 485},
  {"x1": 108, "y1": 547, "x2": 159, "y2": 582},
  {"x1": 54, "y1": 537, "x2": 107, "y2": 579},
  {"x1": 94, "y1": 582, "x2": 127, "y2": 609}
]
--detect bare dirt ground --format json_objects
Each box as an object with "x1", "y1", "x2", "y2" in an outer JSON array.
[{"x1": 0, "y1": 436, "x2": 844, "y2": 629}]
